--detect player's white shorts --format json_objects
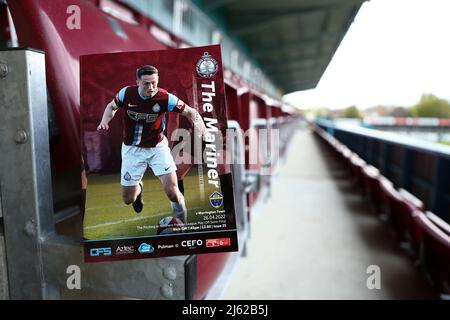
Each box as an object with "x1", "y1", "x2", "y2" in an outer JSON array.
[{"x1": 121, "y1": 137, "x2": 176, "y2": 186}]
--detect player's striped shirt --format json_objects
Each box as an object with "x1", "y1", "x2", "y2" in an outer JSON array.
[{"x1": 113, "y1": 86, "x2": 185, "y2": 147}]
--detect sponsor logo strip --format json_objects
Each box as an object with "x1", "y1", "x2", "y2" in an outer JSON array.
[{"x1": 206, "y1": 238, "x2": 231, "y2": 248}]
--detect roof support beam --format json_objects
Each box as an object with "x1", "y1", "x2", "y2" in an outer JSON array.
[
  {"x1": 229, "y1": 5, "x2": 329, "y2": 36},
  {"x1": 203, "y1": 0, "x2": 240, "y2": 11},
  {"x1": 252, "y1": 32, "x2": 344, "y2": 58},
  {"x1": 228, "y1": 0, "x2": 363, "y2": 35},
  {"x1": 260, "y1": 52, "x2": 329, "y2": 66},
  {"x1": 281, "y1": 79, "x2": 317, "y2": 91},
  {"x1": 252, "y1": 32, "x2": 345, "y2": 56},
  {"x1": 268, "y1": 65, "x2": 318, "y2": 76}
]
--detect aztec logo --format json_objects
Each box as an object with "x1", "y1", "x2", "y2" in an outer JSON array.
[
  {"x1": 138, "y1": 243, "x2": 155, "y2": 254},
  {"x1": 89, "y1": 247, "x2": 112, "y2": 256},
  {"x1": 115, "y1": 245, "x2": 135, "y2": 255},
  {"x1": 196, "y1": 52, "x2": 218, "y2": 78},
  {"x1": 209, "y1": 191, "x2": 223, "y2": 209}
]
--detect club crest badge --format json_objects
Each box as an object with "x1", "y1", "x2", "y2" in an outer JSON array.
[
  {"x1": 196, "y1": 52, "x2": 218, "y2": 78},
  {"x1": 209, "y1": 191, "x2": 223, "y2": 209},
  {"x1": 152, "y1": 103, "x2": 161, "y2": 113}
]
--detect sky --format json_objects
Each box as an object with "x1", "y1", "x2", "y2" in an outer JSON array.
[{"x1": 282, "y1": 0, "x2": 450, "y2": 110}]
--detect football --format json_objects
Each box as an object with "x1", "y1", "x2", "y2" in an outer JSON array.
[{"x1": 156, "y1": 216, "x2": 184, "y2": 235}]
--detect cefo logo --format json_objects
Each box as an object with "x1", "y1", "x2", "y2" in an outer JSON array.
[{"x1": 181, "y1": 239, "x2": 203, "y2": 247}]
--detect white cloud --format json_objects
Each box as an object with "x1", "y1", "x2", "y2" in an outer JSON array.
[{"x1": 283, "y1": 0, "x2": 450, "y2": 109}]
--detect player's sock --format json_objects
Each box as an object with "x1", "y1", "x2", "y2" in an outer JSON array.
[
  {"x1": 171, "y1": 194, "x2": 187, "y2": 224},
  {"x1": 177, "y1": 179, "x2": 185, "y2": 195},
  {"x1": 133, "y1": 182, "x2": 144, "y2": 213}
]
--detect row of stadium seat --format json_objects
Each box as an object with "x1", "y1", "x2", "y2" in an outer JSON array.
[{"x1": 313, "y1": 124, "x2": 450, "y2": 299}]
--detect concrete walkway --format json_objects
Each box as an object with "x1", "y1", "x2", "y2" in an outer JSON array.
[{"x1": 222, "y1": 126, "x2": 435, "y2": 299}]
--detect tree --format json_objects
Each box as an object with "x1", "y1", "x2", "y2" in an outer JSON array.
[
  {"x1": 410, "y1": 94, "x2": 450, "y2": 118},
  {"x1": 342, "y1": 105, "x2": 362, "y2": 118},
  {"x1": 314, "y1": 107, "x2": 331, "y2": 119},
  {"x1": 389, "y1": 107, "x2": 409, "y2": 117}
]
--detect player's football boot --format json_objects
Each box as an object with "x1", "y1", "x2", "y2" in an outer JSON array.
[{"x1": 133, "y1": 182, "x2": 144, "y2": 213}]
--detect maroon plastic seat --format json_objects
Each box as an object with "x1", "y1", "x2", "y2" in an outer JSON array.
[
  {"x1": 399, "y1": 188, "x2": 424, "y2": 211},
  {"x1": 393, "y1": 193, "x2": 421, "y2": 250},
  {"x1": 372, "y1": 175, "x2": 391, "y2": 215},
  {"x1": 380, "y1": 181, "x2": 403, "y2": 228},
  {"x1": 426, "y1": 211, "x2": 450, "y2": 236},
  {"x1": 378, "y1": 176, "x2": 395, "y2": 215},
  {"x1": 329, "y1": 137, "x2": 343, "y2": 158},
  {"x1": 349, "y1": 154, "x2": 366, "y2": 186},
  {"x1": 379, "y1": 179, "x2": 420, "y2": 251},
  {"x1": 361, "y1": 165, "x2": 379, "y2": 200},
  {"x1": 395, "y1": 189, "x2": 426, "y2": 254},
  {"x1": 336, "y1": 144, "x2": 353, "y2": 165},
  {"x1": 414, "y1": 212, "x2": 450, "y2": 297}
]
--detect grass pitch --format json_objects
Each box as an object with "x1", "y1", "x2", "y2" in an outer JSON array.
[{"x1": 83, "y1": 169, "x2": 218, "y2": 240}]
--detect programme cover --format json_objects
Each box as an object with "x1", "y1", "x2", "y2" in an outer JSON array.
[{"x1": 80, "y1": 45, "x2": 238, "y2": 262}]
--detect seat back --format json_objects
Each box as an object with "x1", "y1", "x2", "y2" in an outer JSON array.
[
  {"x1": 414, "y1": 212, "x2": 450, "y2": 295},
  {"x1": 361, "y1": 165, "x2": 379, "y2": 198},
  {"x1": 380, "y1": 181, "x2": 420, "y2": 248},
  {"x1": 399, "y1": 188, "x2": 424, "y2": 211},
  {"x1": 426, "y1": 211, "x2": 450, "y2": 236},
  {"x1": 378, "y1": 176, "x2": 394, "y2": 215},
  {"x1": 349, "y1": 154, "x2": 366, "y2": 185}
]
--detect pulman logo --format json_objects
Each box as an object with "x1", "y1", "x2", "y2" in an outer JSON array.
[
  {"x1": 209, "y1": 191, "x2": 223, "y2": 208},
  {"x1": 89, "y1": 248, "x2": 112, "y2": 256}
]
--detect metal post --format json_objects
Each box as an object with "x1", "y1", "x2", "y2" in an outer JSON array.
[
  {"x1": 0, "y1": 217, "x2": 8, "y2": 299},
  {"x1": 205, "y1": 121, "x2": 248, "y2": 299},
  {"x1": 0, "y1": 48, "x2": 54, "y2": 299},
  {"x1": 401, "y1": 149, "x2": 414, "y2": 190},
  {"x1": 432, "y1": 157, "x2": 450, "y2": 221}
]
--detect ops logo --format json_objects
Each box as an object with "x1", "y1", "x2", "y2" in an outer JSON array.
[{"x1": 89, "y1": 247, "x2": 112, "y2": 256}]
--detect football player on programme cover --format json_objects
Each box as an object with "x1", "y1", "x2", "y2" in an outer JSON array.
[{"x1": 97, "y1": 65, "x2": 206, "y2": 224}]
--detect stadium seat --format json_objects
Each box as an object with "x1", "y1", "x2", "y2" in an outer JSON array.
[
  {"x1": 379, "y1": 179, "x2": 419, "y2": 250},
  {"x1": 349, "y1": 153, "x2": 366, "y2": 187},
  {"x1": 399, "y1": 188, "x2": 424, "y2": 211},
  {"x1": 389, "y1": 191, "x2": 422, "y2": 254},
  {"x1": 329, "y1": 137, "x2": 343, "y2": 158},
  {"x1": 379, "y1": 181, "x2": 402, "y2": 225},
  {"x1": 361, "y1": 164, "x2": 380, "y2": 202},
  {"x1": 414, "y1": 212, "x2": 450, "y2": 298},
  {"x1": 372, "y1": 175, "x2": 391, "y2": 215},
  {"x1": 391, "y1": 189, "x2": 426, "y2": 255},
  {"x1": 339, "y1": 146, "x2": 353, "y2": 171},
  {"x1": 425, "y1": 211, "x2": 450, "y2": 236}
]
